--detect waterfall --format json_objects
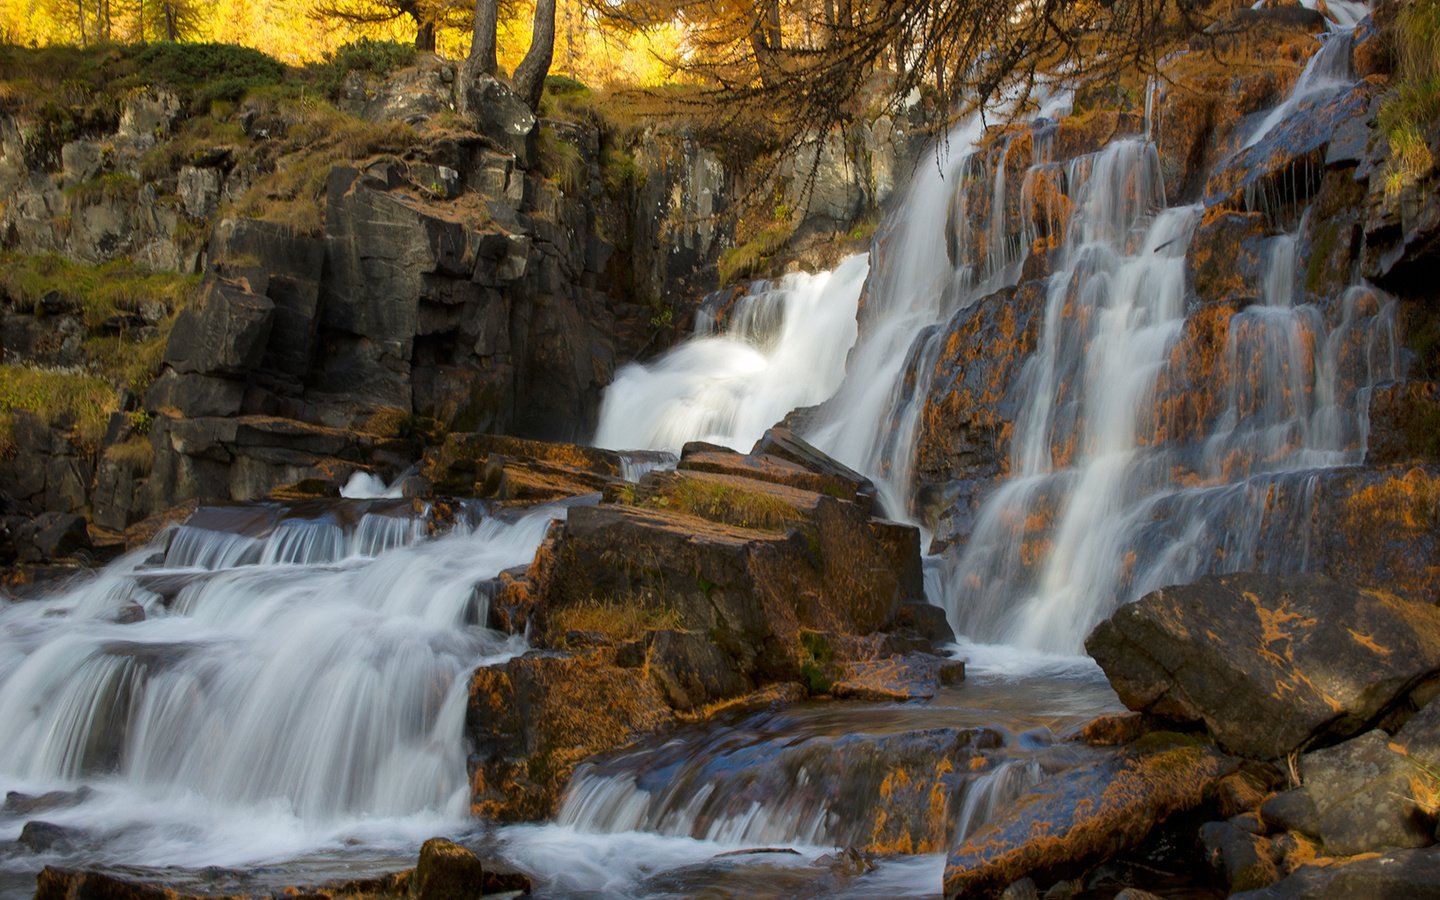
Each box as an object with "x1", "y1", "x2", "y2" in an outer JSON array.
[
  {"x1": 592, "y1": 256, "x2": 868, "y2": 454},
  {"x1": 0, "y1": 503, "x2": 555, "y2": 867}
]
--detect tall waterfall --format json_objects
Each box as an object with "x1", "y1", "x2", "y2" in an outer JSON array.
[
  {"x1": 594, "y1": 17, "x2": 1393, "y2": 654},
  {"x1": 0, "y1": 503, "x2": 553, "y2": 868}
]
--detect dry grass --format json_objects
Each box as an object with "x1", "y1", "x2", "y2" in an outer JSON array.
[
  {"x1": 549, "y1": 596, "x2": 684, "y2": 643},
  {"x1": 647, "y1": 477, "x2": 804, "y2": 531},
  {"x1": 0, "y1": 252, "x2": 200, "y2": 332},
  {"x1": 103, "y1": 435, "x2": 154, "y2": 476}
]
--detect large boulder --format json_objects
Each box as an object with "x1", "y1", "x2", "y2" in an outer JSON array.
[
  {"x1": 1086, "y1": 573, "x2": 1440, "y2": 759},
  {"x1": 943, "y1": 737, "x2": 1237, "y2": 897},
  {"x1": 1231, "y1": 845, "x2": 1440, "y2": 900},
  {"x1": 160, "y1": 278, "x2": 275, "y2": 380},
  {"x1": 466, "y1": 650, "x2": 674, "y2": 820}
]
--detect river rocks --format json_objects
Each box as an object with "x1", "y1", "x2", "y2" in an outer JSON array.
[
  {"x1": 466, "y1": 649, "x2": 675, "y2": 820},
  {"x1": 34, "y1": 868, "x2": 174, "y2": 900},
  {"x1": 1232, "y1": 845, "x2": 1440, "y2": 900},
  {"x1": 942, "y1": 737, "x2": 1237, "y2": 897},
  {"x1": 1294, "y1": 729, "x2": 1433, "y2": 855},
  {"x1": 422, "y1": 431, "x2": 625, "y2": 501},
  {"x1": 1086, "y1": 573, "x2": 1440, "y2": 760}
]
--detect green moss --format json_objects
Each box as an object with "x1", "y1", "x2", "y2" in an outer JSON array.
[
  {"x1": 1378, "y1": 1, "x2": 1440, "y2": 197},
  {"x1": 799, "y1": 630, "x2": 835, "y2": 695},
  {"x1": 717, "y1": 221, "x2": 793, "y2": 286},
  {"x1": 0, "y1": 365, "x2": 116, "y2": 456},
  {"x1": 0, "y1": 252, "x2": 200, "y2": 332},
  {"x1": 1306, "y1": 222, "x2": 1338, "y2": 293},
  {"x1": 538, "y1": 125, "x2": 587, "y2": 196}
]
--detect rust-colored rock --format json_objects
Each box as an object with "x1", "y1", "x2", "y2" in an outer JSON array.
[
  {"x1": 942, "y1": 738, "x2": 1237, "y2": 897},
  {"x1": 1366, "y1": 382, "x2": 1440, "y2": 466},
  {"x1": 1087, "y1": 572, "x2": 1440, "y2": 759},
  {"x1": 422, "y1": 432, "x2": 624, "y2": 497},
  {"x1": 466, "y1": 650, "x2": 673, "y2": 820}
]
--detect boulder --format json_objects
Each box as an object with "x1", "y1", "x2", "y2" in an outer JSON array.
[
  {"x1": 466, "y1": 650, "x2": 674, "y2": 821},
  {"x1": 34, "y1": 868, "x2": 174, "y2": 900},
  {"x1": 462, "y1": 74, "x2": 537, "y2": 168},
  {"x1": 1086, "y1": 573, "x2": 1440, "y2": 759},
  {"x1": 1293, "y1": 729, "x2": 1434, "y2": 855},
  {"x1": 410, "y1": 837, "x2": 488, "y2": 900},
  {"x1": 943, "y1": 737, "x2": 1237, "y2": 897},
  {"x1": 1201, "y1": 819, "x2": 1280, "y2": 893},
  {"x1": 31, "y1": 512, "x2": 92, "y2": 560},
  {"x1": 1231, "y1": 845, "x2": 1440, "y2": 900}
]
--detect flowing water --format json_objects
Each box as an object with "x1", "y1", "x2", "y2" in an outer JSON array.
[
  {"x1": 1, "y1": 4, "x2": 1391, "y2": 896},
  {"x1": 0, "y1": 501, "x2": 556, "y2": 896}
]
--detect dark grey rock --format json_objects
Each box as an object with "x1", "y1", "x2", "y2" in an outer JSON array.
[
  {"x1": 1086, "y1": 573, "x2": 1440, "y2": 759},
  {"x1": 163, "y1": 279, "x2": 275, "y2": 379},
  {"x1": 1232, "y1": 845, "x2": 1440, "y2": 900},
  {"x1": 1299, "y1": 730, "x2": 1433, "y2": 855}
]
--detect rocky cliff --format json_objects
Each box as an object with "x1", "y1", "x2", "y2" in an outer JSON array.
[{"x1": 0, "y1": 47, "x2": 918, "y2": 558}]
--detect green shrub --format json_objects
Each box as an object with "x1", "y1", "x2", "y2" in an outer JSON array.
[
  {"x1": 307, "y1": 38, "x2": 416, "y2": 99},
  {"x1": 131, "y1": 42, "x2": 286, "y2": 110}
]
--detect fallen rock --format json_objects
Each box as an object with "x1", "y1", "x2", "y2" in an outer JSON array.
[
  {"x1": 1201, "y1": 819, "x2": 1280, "y2": 893},
  {"x1": 1231, "y1": 845, "x2": 1440, "y2": 900},
  {"x1": 943, "y1": 737, "x2": 1237, "y2": 897},
  {"x1": 410, "y1": 837, "x2": 486, "y2": 900},
  {"x1": 1085, "y1": 573, "x2": 1440, "y2": 759}
]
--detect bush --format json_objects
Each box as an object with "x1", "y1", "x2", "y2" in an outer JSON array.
[
  {"x1": 308, "y1": 38, "x2": 417, "y2": 99},
  {"x1": 131, "y1": 42, "x2": 286, "y2": 109},
  {"x1": 1379, "y1": 1, "x2": 1440, "y2": 197}
]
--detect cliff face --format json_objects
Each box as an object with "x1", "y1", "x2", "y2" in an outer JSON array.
[{"x1": 0, "y1": 52, "x2": 917, "y2": 545}]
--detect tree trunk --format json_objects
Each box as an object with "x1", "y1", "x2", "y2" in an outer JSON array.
[
  {"x1": 469, "y1": 0, "x2": 498, "y2": 76},
  {"x1": 512, "y1": 0, "x2": 556, "y2": 112},
  {"x1": 751, "y1": 0, "x2": 783, "y2": 87},
  {"x1": 415, "y1": 19, "x2": 437, "y2": 51}
]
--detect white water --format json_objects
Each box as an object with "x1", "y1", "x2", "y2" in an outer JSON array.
[
  {"x1": 0, "y1": 503, "x2": 555, "y2": 873},
  {"x1": 593, "y1": 256, "x2": 868, "y2": 454}
]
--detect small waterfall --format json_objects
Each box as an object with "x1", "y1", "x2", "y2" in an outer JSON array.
[
  {"x1": 0, "y1": 504, "x2": 555, "y2": 866},
  {"x1": 593, "y1": 256, "x2": 868, "y2": 453},
  {"x1": 1241, "y1": 25, "x2": 1356, "y2": 151}
]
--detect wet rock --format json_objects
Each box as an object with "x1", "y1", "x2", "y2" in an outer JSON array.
[
  {"x1": 1231, "y1": 845, "x2": 1440, "y2": 899},
  {"x1": 943, "y1": 737, "x2": 1237, "y2": 897},
  {"x1": 19, "y1": 820, "x2": 85, "y2": 853},
  {"x1": 1215, "y1": 765, "x2": 1284, "y2": 818},
  {"x1": 34, "y1": 867, "x2": 174, "y2": 900},
  {"x1": 1366, "y1": 382, "x2": 1440, "y2": 465},
  {"x1": 1086, "y1": 573, "x2": 1440, "y2": 759},
  {"x1": 1201, "y1": 819, "x2": 1279, "y2": 892},
  {"x1": 466, "y1": 650, "x2": 674, "y2": 820},
  {"x1": 3, "y1": 787, "x2": 93, "y2": 816},
  {"x1": 410, "y1": 837, "x2": 487, "y2": 900}
]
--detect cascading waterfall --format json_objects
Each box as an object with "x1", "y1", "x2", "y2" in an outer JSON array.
[
  {"x1": 0, "y1": 502, "x2": 556, "y2": 870},
  {"x1": 592, "y1": 256, "x2": 868, "y2": 454}
]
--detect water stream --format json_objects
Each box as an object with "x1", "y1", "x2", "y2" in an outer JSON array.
[{"x1": 0, "y1": 3, "x2": 1392, "y2": 896}]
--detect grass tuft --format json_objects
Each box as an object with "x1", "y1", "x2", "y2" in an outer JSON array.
[{"x1": 0, "y1": 365, "x2": 116, "y2": 457}]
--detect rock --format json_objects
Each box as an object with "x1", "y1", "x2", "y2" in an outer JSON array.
[
  {"x1": 943, "y1": 738, "x2": 1237, "y2": 897},
  {"x1": 682, "y1": 440, "x2": 877, "y2": 515},
  {"x1": 162, "y1": 279, "x2": 275, "y2": 379},
  {"x1": 60, "y1": 141, "x2": 104, "y2": 189},
  {"x1": 831, "y1": 653, "x2": 949, "y2": 702},
  {"x1": 462, "y1": 74, "x2": 537, "y2": 168},
  {"x1": 144, "y1": 370, "x2": 245, "y2": 418},
  {"x1": 1215, "y1": 765, "x2": 1283, "y2": 818},
  {"x1": 177, "y1": 165, "x2": 222, "y2": 219},
  {"x1": 1085, "y1": 573, "x2": 1440, "y2": 759},
  {"x1": 19, "y1": 820, "x2": 84, "y2": 853},
  {"x1": 1366, "y1": 382, "x2": 1440, "y2": 465},
  {"x1": 645, "y1": 629, "x2": 750, "y2": 712},
  {"x1": 1231, "y1": 845, "x2": 1440, "y2": 900},
  {"x1": 34, "y1": 867, "x2": 174, "y2": 900},
  {"x1": 410, "y1": 837, "x2": 487, "y2": 900},
  {"x1": 423, "y1": 432, "x2": 625, "y2": 496},
  {"x1": 1201, "y1": 819, "x2": 1280, "y2": 892},
  {"x1": 3, "y1": 787, "x2": 93, "y2": 816},
  {"x1": 1260, "y1": 788, "x2": 1321, "y2": 837},
  {"x1": 466, "y1": 650, "x2": 674, "y2": 820},
  {"x1": 1297, "y1": 729, "x2": 1433, "y2": 855},
  {"x1": 31, "y1": 512, "x2": 92, "y2": 560}
]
